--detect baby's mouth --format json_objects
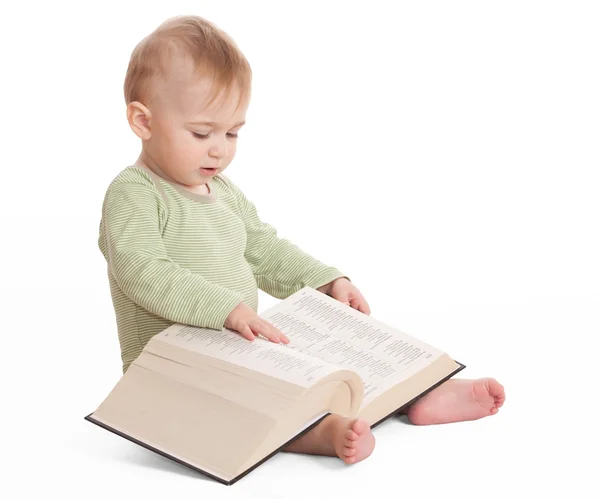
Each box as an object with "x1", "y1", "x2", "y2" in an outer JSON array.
[{"x1": 199, "y1": 167, "x2": 219, "y2": 176}]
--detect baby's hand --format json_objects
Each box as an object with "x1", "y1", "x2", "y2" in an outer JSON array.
[
  {"x1": 224, "y1": 301, "x2": 290, "y2": 344},
  {"x1": 318, "y1": 277, "x2": 371, "y2": 315}
]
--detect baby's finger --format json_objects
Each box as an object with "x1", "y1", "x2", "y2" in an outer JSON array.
[
  {"x1": 261, "y1": 319, "x2": 289, "y2": 344},
  {"x1": 349, "y1": 295, "x2": 371, "y2": 315},
  {"x1": 270, "y1": 324, "x2": 290, "y2": 344},
  {"x1": 358, "y1": 300, "x2": 371, "y2": 315},
  {"x1": 254, "y1": 321, "x2": 281, "y2": 344},
  {"x1": 238, "y1": 325, "x2": 255, "y2": 341}
]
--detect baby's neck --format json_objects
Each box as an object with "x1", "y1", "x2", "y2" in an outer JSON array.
[{"x1": 187, "y1": 183, "x2": 211, "y2": 195}]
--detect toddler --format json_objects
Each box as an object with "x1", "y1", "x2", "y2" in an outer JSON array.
[{"x1": 99, "y1": 15, "x2": 505, "y2": 465}]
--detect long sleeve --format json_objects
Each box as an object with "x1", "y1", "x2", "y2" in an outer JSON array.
[
  {"x1": 99, "y1": 180, "x2": 243, "y2": 329},
  {"x1": 223, "y1": 176, "x2": 348, "y2": 299}
]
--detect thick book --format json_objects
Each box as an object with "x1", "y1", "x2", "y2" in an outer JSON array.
[{"x1": 85, "y1": 286, "x2": 465, "y2": 485}]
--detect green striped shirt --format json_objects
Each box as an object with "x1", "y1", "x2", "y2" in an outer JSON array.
[{"x1": 98, "y1": 166, "x2": 346, "y2": 373}]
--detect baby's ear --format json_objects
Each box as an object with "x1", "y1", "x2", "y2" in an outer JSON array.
[{"x1": 126, "y1": 101, "x2": 152, "y2": 140}]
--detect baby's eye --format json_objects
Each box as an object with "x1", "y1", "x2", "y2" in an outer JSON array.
[{"x1": 192, "y1": 132, "x2": 238, "y2": 139}]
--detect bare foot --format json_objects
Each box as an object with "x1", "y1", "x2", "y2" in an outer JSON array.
[
  {"x1": 334, "y1": 418, "x2": 375, "y2": 464},
  {"x1": 284, "y1": 415, "x2": 375, "y2": 464},
  {"x1": 407, "y1": 378, "x2": 506, "y2": 425}
]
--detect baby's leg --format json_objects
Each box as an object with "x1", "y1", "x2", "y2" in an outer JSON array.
[
  {"x1": 283, "y1": 415, "x2": 375, "y2": 464},
  {"x1": 406, "y1": 378, "x2": 506, "y2": 425}
]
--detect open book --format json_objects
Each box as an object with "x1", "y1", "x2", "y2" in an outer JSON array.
[{"x1": 85, "y1": 286, "x2": 464, "y2": 485}]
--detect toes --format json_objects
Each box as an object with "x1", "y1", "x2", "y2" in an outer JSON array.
[
  {"x1": 495, "y1": 393, "x2": 506, "y2": 408},
  {"x1": 339, "y1": 418, "x2": 375, "y2": 465},
  {"x1": 352, "y1": 419, "x2": 370, "y2": 435},
  {"x1": 487, "y1": 378, "x2": 505, "y2": 397}
]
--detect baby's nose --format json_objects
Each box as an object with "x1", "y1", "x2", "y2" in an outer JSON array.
[{"x1": 209, "y1": 140, "x2": 229, "y2": 158}]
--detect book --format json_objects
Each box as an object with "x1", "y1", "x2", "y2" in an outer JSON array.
[{"x1": 85, "y1": 286, "x2": 465, "y2": 485}]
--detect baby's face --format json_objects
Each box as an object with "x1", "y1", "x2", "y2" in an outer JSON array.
[{"x1": 144, "y1": 74, "x2": 248, "y2": 188}]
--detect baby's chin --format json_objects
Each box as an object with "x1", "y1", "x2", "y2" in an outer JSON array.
[{"x1": 175, "y1": 168, "x2": 218, "y2": 185}]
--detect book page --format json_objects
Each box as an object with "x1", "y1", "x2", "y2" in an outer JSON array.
[
  {"x1": 260, "y1": 287, "x2": 445, "y2": 406},
  {"x1": 155, "y1": 324, "x2": 341, "y2": 389}
]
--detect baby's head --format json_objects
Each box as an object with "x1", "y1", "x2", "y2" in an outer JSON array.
[{"x1": 124, "y1": 15, "x2": 251, "y2": 188}]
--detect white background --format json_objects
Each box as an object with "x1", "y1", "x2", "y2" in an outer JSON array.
[{"x1": 1, "y1": 1, "x2": 598, "y2": 497}]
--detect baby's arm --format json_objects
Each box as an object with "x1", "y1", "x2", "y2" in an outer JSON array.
[
  {"x1": 223, "y1": 175, "x2": 347, "y2": 299},
  {"x1": 100, "y1": 180, "x2": 243, "y2": 329}
]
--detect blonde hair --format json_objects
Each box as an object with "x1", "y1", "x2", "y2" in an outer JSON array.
[{"x1": 124, "y1": 15, "x2": 252, "y2": 110}]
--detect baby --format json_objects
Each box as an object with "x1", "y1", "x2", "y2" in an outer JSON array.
[{"x1": 99, "y1": 15, "x2": 506, "y2": 466}]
